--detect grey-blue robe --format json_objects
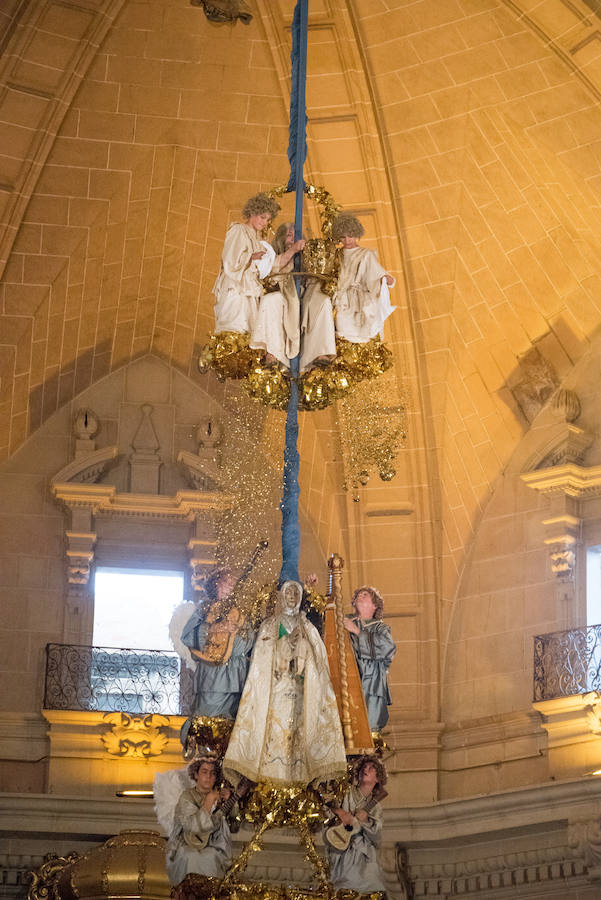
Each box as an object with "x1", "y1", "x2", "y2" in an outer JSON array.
[
  {"x1": 166, "y1": 787, "x2": 233, "y2": 885},
  {"x1": 181, "y1": 612, "x2": 255, "y2": 720},
  {"x1": 327, "y1": 785, "x2": 386, "y2": 893},
  {"x1": 348, "y1": 616, "x2": 396, "y2": 731}
]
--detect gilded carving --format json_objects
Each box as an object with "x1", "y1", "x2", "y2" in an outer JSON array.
[
  {"x1": 101, "y1": 712, "x2": 170, "y2": 758},
  {"x1": 27, "y1": 852, "x2": 79, "y2": 900}
]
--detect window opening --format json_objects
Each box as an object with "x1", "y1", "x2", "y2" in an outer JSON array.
[
  {"x1": 91, "y1": 567, "x2": 185, "y2": 713},
  {"x1": 586, "y1": 546, "x2": 601, "y2": 627}
]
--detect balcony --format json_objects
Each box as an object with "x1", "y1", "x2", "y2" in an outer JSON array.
[
  {"x1": 533, "y1": 624, "x2": 601, "y2": 701},
  {"x1": 533, "y1": 625, "x2": 601, "y2": 780},
  {"x1": 44, "y1": 643, "x2": 195, "y2": 716}
]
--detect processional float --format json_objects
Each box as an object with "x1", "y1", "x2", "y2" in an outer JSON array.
[
  {"x1": 169, "y1": 2, "x2": 394, "y2": 897},
  {"x1": 27, "y1": 2, "x2": 399, "y2": 899}
]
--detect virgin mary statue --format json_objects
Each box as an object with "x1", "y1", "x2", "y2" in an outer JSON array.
[{"x1": 223, "y1": 581, "x2": 347, "y2": 786}]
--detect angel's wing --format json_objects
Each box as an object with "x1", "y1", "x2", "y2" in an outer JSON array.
[
  {"x1": 154, "y1": 767, "x2": 191, "y2": 835},
  {"x1": 168, "y1": 602, "x2": 198, "y2": 671}
]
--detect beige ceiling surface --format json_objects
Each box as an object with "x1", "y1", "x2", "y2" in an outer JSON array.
[{"x1": 1, "y1": 0, "x2": 601, "y2": 617}]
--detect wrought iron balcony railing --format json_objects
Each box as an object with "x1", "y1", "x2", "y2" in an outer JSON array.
[
  {"x1": 533, "y1": 625, "x2": 601, "y2": 701},
  {"x1": 44, "y1": 643, "x2": 195, "y2": 716}
]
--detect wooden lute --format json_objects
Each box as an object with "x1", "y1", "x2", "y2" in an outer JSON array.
[
  {"x1": 183, "y1": 785, "x2": 244, "y2": 850},
  {"x1": 191, "y1": 540, "x2": 268, "y2": 665},
  {"x1": 324, "y1": 788, "x2": 387, "y2": 852}
]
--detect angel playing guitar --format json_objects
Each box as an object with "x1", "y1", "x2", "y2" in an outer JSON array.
[
  {"x1": 178, "y1": 542, "x2": 269, "y2": 732},
  {"x1": 324, "y1": 756, "x2": 388, "y2": 894},
  {"x1": 162, "y1": 756, "x2": 241, "y2": 886}
]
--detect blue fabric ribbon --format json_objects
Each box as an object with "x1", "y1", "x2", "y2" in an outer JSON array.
[{"x1": 279, "y1": 0, "x2": 308, "y2": 586}]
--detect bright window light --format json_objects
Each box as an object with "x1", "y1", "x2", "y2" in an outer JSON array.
[
  {"x1": 586, "y1": 546, "x2": 601, "y2": 628},
  {"x1": 93, "y1": 567, "x2": 184, "y2": 650}
]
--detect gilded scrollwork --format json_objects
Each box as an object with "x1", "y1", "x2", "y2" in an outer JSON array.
[
  {"x1": 27, "y1": 852, "x2": 79, "y2": 900},
  {"x1": 101, "y1": 712, "x2": 170, "y2": 758}
]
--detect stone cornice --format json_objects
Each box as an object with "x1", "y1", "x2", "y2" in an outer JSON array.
[
  {"x1": 51, "y1": 483, "x2": 232, "y2": 519},
  {"x1": 521, "y1": 463, "x2": 601, "y2": 497},
  {"x1": 384, "y1": 776, "x2": 601, "y2": 840},
  {"x1": 4, "y1": 777, "x2": 601, "y2": 843}
]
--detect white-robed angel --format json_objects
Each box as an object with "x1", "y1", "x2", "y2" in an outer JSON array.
[
  {"x1": 154, "y1": 757, "x2": 237, "y2": 886},
  {"x1": 223, "y1": 580, "x2": 347, "y2": 787},
  {"x1": 213, "y1": 194, "x2": 304, "y2": 370},
  {"x1": 330, "y1": 214, "x2": 396, "y2": 344},
  {"x1": 252, "y1": 221, "x2": 305, "y2": 369}
]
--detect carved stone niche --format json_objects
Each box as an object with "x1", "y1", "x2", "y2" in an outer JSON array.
[{"x1": 50, "y1": 408, "x2": 233, "y2": 642}]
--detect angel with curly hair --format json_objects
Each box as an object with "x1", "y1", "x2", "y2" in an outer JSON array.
[
  {"x1": 213, "y1": 194, "x2": 305, "y2": 369},
  {"x1": 161, "y1": 756, "x2": 237, "y2": 885},
  {"x1": 325, "y1": 754, "x2": 388, "y2": 893},
  {"x1": 178, "y1": 567, "x2": 255, "y2": 728},
  {"x1": 331, "y1": 214, "x2": 396, "y2": 344},
  {"x1": 344, "y1": 585, "x2": 396, "y2": 732}
]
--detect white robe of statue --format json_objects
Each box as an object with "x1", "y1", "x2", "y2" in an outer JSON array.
[
  {"x1": 333, "y1": 246, "x2": 396, "y2": 343},
  {"x1": 223, "y1": 581, "x2": 347, "y2": 787}
]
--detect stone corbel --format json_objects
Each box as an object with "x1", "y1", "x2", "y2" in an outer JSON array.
[
  {"x1": 542, "y1": 513, "x2": 581, "y2": 582},
  {"x1": 519, "y1": 390, "x2": 597, "y2": 585},
  {"x1": 65, "y1": 531, "x2": 96, "y2": 586}
]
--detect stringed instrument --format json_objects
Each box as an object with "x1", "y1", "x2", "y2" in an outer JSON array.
[
  {"x1": 324, "y1": 788, "x2": 388, "y2": 852},
  {"x1": 191, "y1": 540, "x2": 268, "y2": 665},
  {"x1": 184, "y1": 784, "x2": 245, "y2": 850}
]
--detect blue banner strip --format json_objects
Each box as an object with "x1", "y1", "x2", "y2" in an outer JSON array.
[{"x1": 279, "y1": 0, "x2": 308, "y2": 586}]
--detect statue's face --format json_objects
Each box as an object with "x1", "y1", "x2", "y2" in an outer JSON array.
[
  {"x1": 355, "y1": 590, "x2": 377, "y2": 619},
  {"x1": 282, "y1": 581, "x2": 301, "y2": 611}
]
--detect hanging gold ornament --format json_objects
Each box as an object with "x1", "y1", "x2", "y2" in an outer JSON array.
[
  {"x1": 298, "y1": 337, "x2": 393, "y2": 412},
  {"x1": 243, "y1": 364, "x2": 291, "y2": 410},
  {"x1": 199, "y1": 332, "x2": 260, "y2": 380},
  {"x1": 337, "y1": 369, "x2": 408, "y2": 496}
]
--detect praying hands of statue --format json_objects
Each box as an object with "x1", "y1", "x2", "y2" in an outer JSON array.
[
  {"x1": 304, "y1": 572, "x2": 319, "y2": 589},
  {"x1": 210, "y1": 620, "x2": 239, "y2": 635}
]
